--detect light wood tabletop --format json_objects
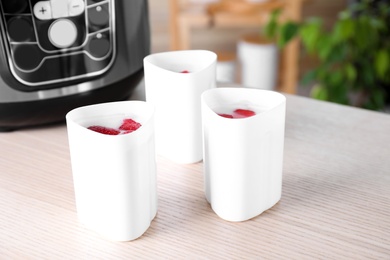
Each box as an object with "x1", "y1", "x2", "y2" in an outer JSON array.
[{"x1": 0, "y1": 93, "x2": 389, "y2": 259}]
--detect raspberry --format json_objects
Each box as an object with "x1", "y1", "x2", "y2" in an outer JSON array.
[
  {"x1": 119, "y1": 118, "x2": 142, "y2": 132},
  {"x1": 218, "y1": 113, "x2": 234, "y2": 118},
  {"x1": 233, "y1": 109, "x2": 256, "y2": 118},
  {"x1": 87, "y1": 125, "x2": 120, "y2": 135},
  {"x1": 87, "y1": 118, "x2": 141, "y2": 135}
]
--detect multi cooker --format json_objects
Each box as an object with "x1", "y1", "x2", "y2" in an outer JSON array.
[{"x1": 0, "y1": 0, "x2": 150, "y2": 131}]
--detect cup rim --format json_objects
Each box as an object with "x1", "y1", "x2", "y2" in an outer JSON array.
[
  {"x1": 143, "y1": 50, "x2": 217, "y2": 75},
  {"x1": 66, "y1": 100, "x2": 155, "y2": 138},
  {"x1": 201, "y1": 87, "x2": 286, "y2": 120}
]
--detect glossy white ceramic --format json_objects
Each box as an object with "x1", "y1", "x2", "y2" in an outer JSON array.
[
  {"x1": 216, "y1": 59, "x2": 236, "y2": 83},
  {"x1": 237, "y1": 40, "x2": 278, "y2": 90},
  {"x1": 144, "y1": 50, "x2": 217, "y2": 164},
  {"x1": 66, "y1": 101, "x2": 157, "y2": 241},
  {"x1": 201, "y1": 88, "x2": 286, "y2": 222}
]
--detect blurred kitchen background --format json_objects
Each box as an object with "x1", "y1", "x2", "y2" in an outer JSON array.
[
  {"x1": 146, "y1": 0, "x2": 390, "y2": 112},
  {"x1": 148, "y1": 0, "x2": 347, "y2": 96}
]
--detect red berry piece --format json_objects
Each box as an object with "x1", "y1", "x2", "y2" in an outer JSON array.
[
  {"x1": 233, "y1": 109, "x2": 256, "y2": 118},
  {"x1": 121, "y1": 130, "x2": 135, "y2": 134},
  {"x1": 181, "y1": 70, "x2": 190, "y2": 73},
  {"x1": 218, "y1": 113, "x2": 234, "y2": 118},
  {"x1": 119, "y1": 118, "x2": 142, "y2": 132},
  {"x1": 87, "y1": 125, "x2": 120, "y2": 135}
]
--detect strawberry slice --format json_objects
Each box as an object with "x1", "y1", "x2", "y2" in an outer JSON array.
[
  {"x1": 119, "y1": 118, "x2": 142, "y2": 132},
  {"x1": 218, "y1": 113, "x2": 234, "y2": 118},
  {"x1": 87, "y1": 125, "x2": 120, "y2": 135},
  {"x1": 233, "y1": 109, "x2": 256, "y2": 118},
  {"x1": 181, "y1": 70, "x2": 190, "y2": 73}
]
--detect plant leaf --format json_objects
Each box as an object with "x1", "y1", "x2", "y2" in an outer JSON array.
[
  {"x1": 299, "y1": 18, "x2": 322, "y2": 53},
  {"x1": 264, "y1": 9, "x2": 282, "y2": 39},
  {"x1": 372, "y1": 88, "x2": 386, "y2": 109},
  {"x1": 310, "y1": 84, "x2": 328, "y2": 101},
  {"x1": 333, "y1": 18, "x2": 354, "y2": 43},
  {"x1": 375, "y1": 49, "x2": 390, "y2": 80},
  {"x1": 345, "y1": 63, "x2": 357, "y2": 83},
  {"x1": 317, "y1": 35, "x2": 333, "y2": 61},
  {"x1": 364, "y1": 88, "x2": 386, "y2": 110},
  {"x1": 301, "y1": 69, "x2": 317, "y2": 86},
  {"x1": 279, "y1": 22, "x2": 299, "y2": 48}
]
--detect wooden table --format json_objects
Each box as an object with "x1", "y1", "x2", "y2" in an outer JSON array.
[{"x1": 0, "y1": 93, "x2": 389, "y2": 259}]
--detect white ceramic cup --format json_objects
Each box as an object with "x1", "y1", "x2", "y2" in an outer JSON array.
[
  {"x1": 143, "y1": 50, "x2": 217, "y2": 164},
  {"x1": 66, "y1": 101, "x2": 157, "y2": 241},
  {"x1": 217, "y1": 59, "x2": 236, "y2": 83},
  {"x1": 237, "y1": 39, "x2": 278, "y2": 90},
  {"x1": 201, "y1": 87, "x2": 286, "y2": 222}
]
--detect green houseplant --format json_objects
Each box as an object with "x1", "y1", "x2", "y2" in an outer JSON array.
[{"x1": 265, "y1": 0, "x2": 390, "y2": 111}]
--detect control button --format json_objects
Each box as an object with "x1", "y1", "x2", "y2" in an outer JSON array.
[
  {"x1": 88, "y1": 33, "x2": 110, "y2": 58},
  {"x1": 69, "y1": 0, "x2": 85, "y2": 16},
  {"x1": 88, "y1": 3, "x2": 109, "y2": 32},
  {"x1": 7, "y1": 17, "x2": 35, "y2": 42},
  {"x1": 33, "y1": 1, "x2": 52, "y2": 20},
  {"x1": 48, "y1": 19, "x2": 77, "y2": 48},
  {"x1": 50, "y1": 0, "x2": 68, "y2": 19},
  {"x1": 13, "y1": 52, "x2": 108, "y2": 84},
  {"x1": 13, "y1": 44, "x2": 42, "y2": 70},
  {"x1": 1, "y1": 0, "x2": 29, "y2": 14}
]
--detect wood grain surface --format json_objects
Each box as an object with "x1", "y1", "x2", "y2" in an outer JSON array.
[{"x1": 0, "y1": 94, "x2": 389, "y2": 259}]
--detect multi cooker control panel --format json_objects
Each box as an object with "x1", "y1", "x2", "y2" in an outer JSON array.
[{"x1": 0, "y1": 0, "x2": 115, "y2": 88}]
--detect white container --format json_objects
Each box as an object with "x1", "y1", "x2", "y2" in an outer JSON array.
[
  {"x1": 238, "y1": 35, "x2": 278, "y2": 90},
  {"x1": 144, "y1": 50, "x2": 217, "y2": 164},
  {"x1": 66, "y1": 101, "x2": 157, "y2": 241},
  {"x1": 217, "y1": 59, "x2": 236, "y2": 83},
  {"x1": 216, "y1": 52, "x2": 236, "y2": 83},
  {"x1": 201, "y1": 88, "x2": 286, "y2": 222}
]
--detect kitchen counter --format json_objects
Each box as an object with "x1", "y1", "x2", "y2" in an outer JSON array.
[{"x1": 0, "y1": 93, "x2": 389, "y2": 258}]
